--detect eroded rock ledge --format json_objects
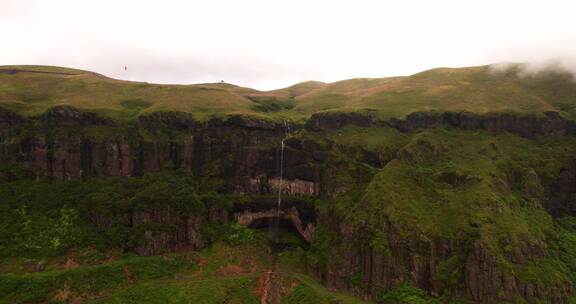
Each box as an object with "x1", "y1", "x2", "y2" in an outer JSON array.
[
  {"x1": 390, "y1": 111, "x2": 576, "y2": 137},
  {"x1": 233, "y1": 198, "x2": 316, "y2": 241},
  {"x1": 304, "y1": 110, "x2": 576, "y2": 137}
]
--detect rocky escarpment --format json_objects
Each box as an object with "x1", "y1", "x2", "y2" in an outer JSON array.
[
  {"x1": 0, "y1": 106, "x2": 321, "y2": 258},
  {"x1": 301, "y1": 110, "x2": 576, "y2": 303},
  {"x1": 323, "y1": 225, "x2": 574, "y2": 303},
  {"x1": 549, "y1": 160, "x2": 576, "y2": 216},
  {"x1": 2, "y1": 105, "x2": 576, "y2": 303},
  {"x1": 93, "y1": 206, "x2": 204, "y2": 256},
  {"x1": 390, "y1": 111, "x2": 576, "y2": 137},
  {"x1": 0, "y1": 106, "x2": 320, "y2": 192},
  {"x1": 305, "y1": 110, "x2": 576, "y2": 137},
  {"x1": 0, "y1": 107, "x2": 22, "y2": 136},
  {"x1": 3, "y1": 108, "x2": 573, "y2": 183},
  {"x1": 304, "y1": 110, "x2": 378, "y2": 131},
  {"x1": 40, "y1": 105, "x2": 111, "y2": 126}
]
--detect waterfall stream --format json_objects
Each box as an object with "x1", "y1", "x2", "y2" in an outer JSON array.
[
  {"x1": 273, "y1": 121, "x2": 289, "y2": 254},
  {"x1": 261, "y1": 122, "x2": 290, "y2": 304}
]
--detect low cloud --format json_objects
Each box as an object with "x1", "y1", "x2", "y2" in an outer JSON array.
[{"x1": 489, "y1": 58, "x2": 576, "y2": 81}]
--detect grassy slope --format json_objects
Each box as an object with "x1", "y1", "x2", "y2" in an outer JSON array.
[
  {"x1": 1, "y1": 64, "x2": 575, "y2": 121},
  {"x1": 0, "y1": 242, "x2": 370, "y2": 304},
  {"x1": 0, "y1": 66, "x2": 258, "y2": 121}
]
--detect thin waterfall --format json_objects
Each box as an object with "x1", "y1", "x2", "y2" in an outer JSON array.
[
  {"x1": 263, "y1": 122, "x2": 290, "y2": 304},
  {"x1": 277, "y1": 139, "x2": 284, "y2": 210},
  {"x1": 273, "y1": 121, "x2": 289, "y2": 253}
]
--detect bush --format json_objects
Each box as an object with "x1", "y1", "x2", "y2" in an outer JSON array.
[
  {"x1": 225, "y1": 224, "x2": 259, "y2": 246},
  {"x1": 380, "y1": 284, "x2": 441, "y2": 304},
  {"x1": 282, "y1": 284, "x2": 322, "y2": 304}
]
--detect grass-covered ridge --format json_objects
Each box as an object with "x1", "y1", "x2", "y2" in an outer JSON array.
[{"x1": 1, "y1": 64, "x2": 575, "y2": 122}]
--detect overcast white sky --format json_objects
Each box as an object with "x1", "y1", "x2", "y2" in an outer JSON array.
[{"x1": 1, "y1": 0, "x2": 576, "y2": 90}]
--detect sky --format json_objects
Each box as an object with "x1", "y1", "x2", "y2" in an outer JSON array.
[{"x1": 1, "y1": 0, "x2": 576, "y2": 90}]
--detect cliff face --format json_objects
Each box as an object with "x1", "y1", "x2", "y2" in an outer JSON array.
[
  {"x1": 302, "y1": 111, "x2": 576, "y2": 303},
  {"x1": 304, "y1": 110, "x2": 576, "y2": 137},
  {"x1": 2, "y1": 106, "x2": 576, "y2": 303},
  {"x1": 3, "y1": 107, "x2": 572, "y2": 182},
  {"x1": 0, "y1": 107, "x2": 21, "y2": 135},
  {"x1": 92, "y1": 206, "x2": 204, "y2": 256},
  {"x1": 322, "y1": 225, "x2": 574, "y2": 303},
  {"x1": 389, "y1": 111, "x2": 576, "y2": 137},
  {"x1": 0, "y1": 106, "x2": 320, "y2": 188}
]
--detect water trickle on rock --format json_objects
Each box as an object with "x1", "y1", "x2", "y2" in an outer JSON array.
[
  {"x1": 273, "y1": 121, "x2": 290, "y2": 254},
  {"x1": 261, "y1": 122, "x2": 292, "y2": 304}
]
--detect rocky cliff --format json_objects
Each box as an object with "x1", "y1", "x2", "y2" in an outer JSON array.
[{"x1": 2, "y1": 106, "x2": 576, "y2": 303}]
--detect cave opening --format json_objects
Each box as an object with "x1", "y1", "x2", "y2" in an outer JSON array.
[{"x1": 249, "y1": 217, "x2": 309, "y2": 250}]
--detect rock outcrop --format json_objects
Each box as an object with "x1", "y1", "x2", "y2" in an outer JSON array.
[
  {"x1": 304, "y1": 109, "x2": 576, "y2": 137},
  {"x1": 235, "y1": 207, "x2": 315, "y2": 242},
  {"x1": 40, "y1": 105, "x2": 110, "y2": 126},
  {"x1": 0, "y1": 107, "x2": 21, "y2": 135},
  {"x1": 321, "y1": 222, "x2": 574, "y2": 303},
  {"x1": 389, "y1": 111, "x2": 576, "y2": 137},
  {"x1": 92, "y1": 206, "x2": 204, "y2": 256},
  {"x1": 0, "y1": 107, "x2": 319, "y2": 191}
]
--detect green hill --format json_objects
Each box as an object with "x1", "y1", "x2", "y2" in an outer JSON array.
[{"x1": 1, "y1": 64, "x2": 575, "y2": 121}]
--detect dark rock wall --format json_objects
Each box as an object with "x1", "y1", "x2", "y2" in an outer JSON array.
[
  {"x1": 388, "y1": 111, "x2": 576, "y2": 137},
  {"x1": 0, "y1": 107, "x2": 320, "y2": 190},
  {"x1": 303, "y1": 110, "x2": 576, "y2": 136},
  {"x1": 322, "y1": 227, "x2": 574, "y2": 303},
  {"x1": 2, "y1": 106, "x2": 576, "y2": 303}
]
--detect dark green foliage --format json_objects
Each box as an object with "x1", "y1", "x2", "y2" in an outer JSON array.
[
  {"x1": 0, "y1": 164, "x2": 35, "y2": 182},
  {"x1": 12, "y1": 205, "x2": 82, "y2": 256},
  {"x1": 120, "y1": 99, "x2": 152, "y2": 110},
  {"x1": 224, "y1": 223, "x2": 261, "y2": 246},
  {"x1": 303, "y1": 226, "x2": 336, "y2": 273},
  {"x1": 282, "y1": 284, "x2": 323, "y2": 304},
  {"x1": 0, "y1": 171, "x2": 239, "y2": 259},
  {"x1": 379, "y1": 284, "x2": 441, "y2": 304},
  {"x1": 248, "y1": 96, "x2": 296, "y2": 113},
  {"x1": 548, "y1": 216, "x2": 576, "y2": 283}
]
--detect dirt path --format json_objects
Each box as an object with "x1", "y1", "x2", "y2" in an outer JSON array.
[{"x1": 259, "y1": 269, "x2": 283, "y2": 304}]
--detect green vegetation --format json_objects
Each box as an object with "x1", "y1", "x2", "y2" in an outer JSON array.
[
  {"x1": 0, "y1": 255, "x2": 195, "y2": 303},
  {"x1": 90, "y1": 275, "x2": 261, "y2": 304},
  {"x1": 0, "y1": 166, "x2": 363, "y2": 302},
  {"x1": 286, "y1": 273, "x2": 370, "y2": 304},
  {"x1": 379, "y1": 284, "x2": 442, "y2": 304},
  {"x1": 2, "y1": 64, "x2": 576, "y2": 121},
  {"x1": 0, "y1": 236, "x2": 370, "y2": 304},
  {"x1": 282, "y1": 284, "x2": 323, "y2": 304},
  {"x1": 0, "y1": 171, "x2": 239, "y2": 259},
  {"x1": 298, "y1": 125, "x2": 576, "y2": 293},
  {"x1": 223, "y1": 223, "x2": 262, "y2": 246},
  {"x1": 247, "y1": 96, "x2": 296, "y2": 113}
]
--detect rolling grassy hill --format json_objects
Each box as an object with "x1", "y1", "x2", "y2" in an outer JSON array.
[{"x1": 1, "y1": 64, "x2": 575, "y2": 122}]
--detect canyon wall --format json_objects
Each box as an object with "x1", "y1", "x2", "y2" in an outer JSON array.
[{"x1": 1, "y1": 106, "x2": 576, "y2": 303}]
